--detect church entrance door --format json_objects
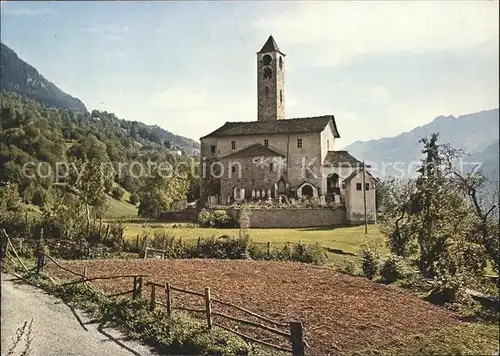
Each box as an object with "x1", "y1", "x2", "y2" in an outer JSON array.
[{"x1": 301, "y1": 184, "x2": 314, "y2": 197}]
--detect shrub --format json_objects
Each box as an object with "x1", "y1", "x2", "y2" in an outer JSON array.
[
  {"x1": 291, "y1": 242, "x2": 329, "y2": 265},
  {"x1": 379, "y1": 254, "x2": 415, "y2": 283},
  {"x1": 211, "y1": 210, "x2": 235, "y2": 228},
  {"x1": 360, "y1": 245, "x2": 380, "y2": 280},
  {"x1": 197, "y1": 209, "x2": 236, "y2": 228},
  {"x1": 197, "y1": 209, "x2": 212, "y2": 227},
  {"x1": 111, "y1": 186, "x2": 125, "y2": 200},
  {"x1": 339, "y1": 259, "x2": 363, "y2": 276},
  {"x1": 129, "y1": 193, "x2": 140, "y2": 205},
  {"x1": 195, "y1": 235, "x2": 250, "y2": 259},
  {"x1": 31, "y1": 188, "x2": 47, "y2": 207}
]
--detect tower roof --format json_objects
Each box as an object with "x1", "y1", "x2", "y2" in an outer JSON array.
[{"x1": 258, "y1": 35, "x2": 285, "y2": 55}]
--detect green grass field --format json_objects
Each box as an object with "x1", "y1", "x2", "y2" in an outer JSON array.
[{"x1": 124, "y1": 223, "x2": 385, "y2": 255}]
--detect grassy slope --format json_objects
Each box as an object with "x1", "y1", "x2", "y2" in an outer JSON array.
[
  {"x1": 103, "y1": 183, "x2": 138, "y2": 219},
  {"x1": 124, "y1": 224, "x2": 385, "y2": 257},
  {"x1": 355, "y1": 323, "x2": 499, "y2": 355}
]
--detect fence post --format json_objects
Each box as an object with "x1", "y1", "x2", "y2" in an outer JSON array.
[
  {"x1": 105, "y1": 225, "x2": 110, "y2": 240},
  {"x1": 137, "y1": 277, "x2": 144, "y2": 299},
  {"x1": 136, "y1": 235, "x2": 139, "y2": 251},
  {"x1": 165, "y1": 283, "x2": 172, "y2": 316},
  {"x1": 204, "y1": 287, "x2": 212, "y2": 330},
  {"x1": 290, "y1": 321, "x2": 305, "y2": 356},
  {"x1": 267, "y1": 241, "x2": 270, "y2": 258},
  {"x1": 35, "y1": 253, "x2": 42, "y2": 276},
  {"x1": 144, "y1": 247, "x2": 148, "y2": 259},
  {"x1": 149, "y1": 284, "x2": 156, "y2": 311},
  {"x1": 83, "y1": 264, "x2": 88, "y2": 287},
  {"x1": 132, "y1": 277, "x2": 138, "y2": 300}
]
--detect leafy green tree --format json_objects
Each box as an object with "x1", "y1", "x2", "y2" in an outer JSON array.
[
  {"x1": 68, "y1": 159, "x2": 107, "y2": 227},
  {"x1": 111, "y1": 186, "x2": 125, "y2": 200}
]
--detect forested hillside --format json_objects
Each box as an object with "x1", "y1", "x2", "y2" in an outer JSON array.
[{"x1": 0, "y1": 92, "x2": 199, "y2": 221}]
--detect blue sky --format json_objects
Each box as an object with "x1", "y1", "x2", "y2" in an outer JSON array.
[{"x1": 1, "y1": 1, "x2": 498, "y2": 148}]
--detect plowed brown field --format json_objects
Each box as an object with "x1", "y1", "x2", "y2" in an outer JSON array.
[{"x1": 46, "y1": 259, "x2": 459, "y2": 355}]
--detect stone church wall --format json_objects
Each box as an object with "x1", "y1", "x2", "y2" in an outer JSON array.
[{"x1": 227, "y1": 206, "x2": 347, "y2": 228}]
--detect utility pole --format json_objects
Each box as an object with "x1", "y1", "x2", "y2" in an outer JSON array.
[{"x1": 362, "y1": 162, "x2": 368, "y2": 234}]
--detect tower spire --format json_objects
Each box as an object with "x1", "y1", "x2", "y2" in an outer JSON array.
[{"x1": 258, "y1": 35, "x2": 285, "y2": 55}]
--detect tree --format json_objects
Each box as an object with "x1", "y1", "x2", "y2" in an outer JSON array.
[
  {"x1": 379, "y1": 134, "x2": 495, "y2": 287},
  {"x1": 129, "y1": 193, "x2": 140, "y2": 205},
  {"x1": 68, "y1": 158, "x2": 107, "y2": 227},
  {"x1": 111, "y1": 186, "x2": 125, "y2": 200},
  {"x1": 138, "y1": 174, "x2": 189, "y2": 218}
]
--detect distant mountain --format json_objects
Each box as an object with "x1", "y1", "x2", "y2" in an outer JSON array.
[
  {"x1": 1, "y1": 42, "x2": 87, "y2": 112},
  {"x1": 345, "y1": 109, "x2": 499, "y2": 178}
]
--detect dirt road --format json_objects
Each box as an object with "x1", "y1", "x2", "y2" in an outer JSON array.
[{"x1": 1, "y1": 273, "x2": 156, "y2": 356}]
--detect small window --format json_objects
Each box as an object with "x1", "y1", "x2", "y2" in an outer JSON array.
[
  {"x1": 269, "y1": 163, "x2": 273, "y2": 172},
  {"x1": 231, "y1": 141, "x2": 236, "y2": 150},
  {"x1": 263, "y1": 68, "x2": 272, "y2": 79},
  {"x1": 210, "y1": 145, "x2": 216, "y2": 154},
  {"x1": 356, "y1": 183, "x2": 362, "y2": 191},
  {"x1": 280, "y1": 90, "x2": 283, "y2": 104},
  {"x1": 232, "y1": 166, "x2": 237, "y2": 173},
  {"x1": 342, "y1": 182, "x2": 346, "y2": 189},
  {"x1": 297, "y1": 138, "x2": 302, "y2": 148},
  {"x1": 265, "y1": 86, "x2": 269, "y2": 96},
  {"x1": 264, "y1": 139, "x2": 269, "y2": 147},
  {"x1": 365, "y1": 183, "x2": 370, "y2": 190},
  {"x1": 327, "y1": 140, "x2": 329, "y2": 150},
  {"x1": 279, "y1": 56, "x2": 283, "y2": 70}
]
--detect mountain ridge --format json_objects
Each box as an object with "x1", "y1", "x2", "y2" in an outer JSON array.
[{"x1": 344, "y1": 108, "x2": 499, "y2": 178}]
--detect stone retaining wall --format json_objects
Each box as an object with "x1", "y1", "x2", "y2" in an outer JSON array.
[{"x1": 227, "y1": 207, "x2": 347, "y2": 228}]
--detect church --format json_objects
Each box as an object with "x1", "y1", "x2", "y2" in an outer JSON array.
[{"x1": 199, "y1": 36, "x2": 377, "y2": 224}]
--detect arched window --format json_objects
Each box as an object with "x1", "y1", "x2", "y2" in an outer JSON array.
[
  {"x1": 265, "y1": 86, "x2": 269, "y2": 96},
  {"x1": 279, "y1": 56, "x2": 283, "y2": 70},
  {"x1": 280, "y1": 90, "x2": 283, "y2": 104},
  {"x1": 263, "y1": 68, "x2": 272, "y2": 79},
  {"x1": 262, "y1": 54, "x2": 272, "y2": 65}
]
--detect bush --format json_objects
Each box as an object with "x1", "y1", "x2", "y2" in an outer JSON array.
[
  {"x1": 129, "y1": 193, "x2": 140, "y2": 205},
  {"x1": 360, "y1": 245, "x2": 380, "y2": 280},
  {"x1": 195, "y1": 235, "x2": 250, "y2": 259},
  {"x1": 197, "y1": 209, "x2": 212, "y2": 227},
  {"x1": 31, "y1": 188, "x2": 47, "y2": 207},
  {"x1": 339, "y1": 259, "x2": 363, "y2": 276},
  {"x1": 379, "y1": 254, "x2": 415, "y2": 283},
  {"x1": 111, "y1": 186, "x2": 125, "y2": 200},
  {"x1": 291, "y1": 242, "x2": 329, "y2": 265},
  {"x1": 197, "y1": 209, "x2": 236, "y2": 228}
]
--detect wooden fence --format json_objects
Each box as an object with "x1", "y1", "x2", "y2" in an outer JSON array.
[{"x1": 0, "y1": 231, "x2": 306, "y2": 356}]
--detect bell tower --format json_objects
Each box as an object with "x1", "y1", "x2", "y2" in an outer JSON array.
[{"x1": 257, "y1": 35, "x2": 285, "y2": 122}]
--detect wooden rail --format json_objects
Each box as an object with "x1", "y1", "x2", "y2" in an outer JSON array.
[
  {"x1": 211, "y1": 297, "x2": 289, "y2": 328},
  {"x1": 212, "y1": 311, "x2": 291, "y2": 338},
  {"x1": 214, "y1": 322, "x2": 293, "y2": 353}
]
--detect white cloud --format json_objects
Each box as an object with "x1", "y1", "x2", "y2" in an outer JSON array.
[{"x1": 254, "y1": 2, "x2": 499, "y2": 67}]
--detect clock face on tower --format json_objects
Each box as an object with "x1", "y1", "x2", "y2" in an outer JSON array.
[{"x1": 263, "y1": 67, "x2": 272, "y2": 79}]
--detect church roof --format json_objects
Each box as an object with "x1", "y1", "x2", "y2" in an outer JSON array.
[
  {"x1": 221, "y1": 143, "x2": 285, "y2": 159},
  {"x1": 258, "y1": 35, "x2": 285, "y2": 54},
  {"x1": 201, "y1": 115, "x2": 340, "y2": 139},
  {"x1": 324, "y1": 150, "x2": 366, "y2": 167}
]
